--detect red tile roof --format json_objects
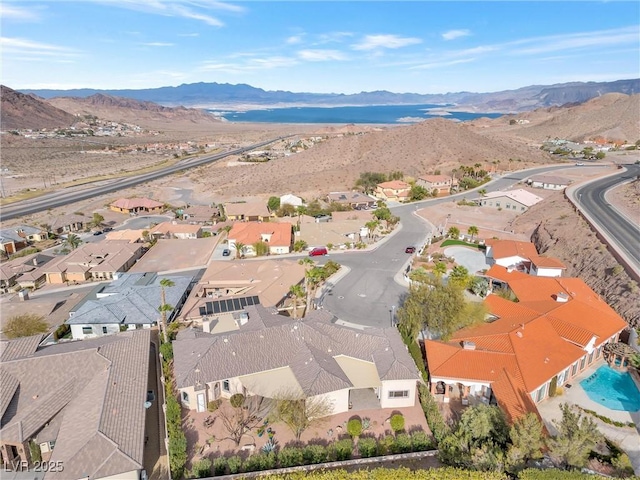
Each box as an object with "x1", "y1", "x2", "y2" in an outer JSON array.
[{"x1": 228, "y1": 222, "x2": 292, "y2": 247}]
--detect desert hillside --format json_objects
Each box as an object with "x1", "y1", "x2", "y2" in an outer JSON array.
[
  {"x1": 0, "y1": 85, "x2": 76, "y2": 130},
  {"x1": 512, "y1": 191, "x2": 639, "y2": 327},
  {"x1": 476, "y1": 93, "x2": 640, "y2": 145}
]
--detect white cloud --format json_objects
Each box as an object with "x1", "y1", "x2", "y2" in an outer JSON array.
[
  {"x1": 178, "y1": 33, "x2": 200, "y2": 37},
  {"x1": 410, "y1": 58, "x2": 476, "y2": 70},
  {"x1": 352, "y1": 34, "x2": 422, "y2": 51},
  {"x1": 441, "y1": 29, "x2": 471, "y2": 41},
  {"x1": 316, "y1": 31, "x2": 354, "y2": 45},
  {"x1": 286, "y1": 35, "x2": 303, "y2": 45},
  {"x1": 0, "y1": 3, "x2": 41, "y2": 21},
  {"x1": 297, "y1": 49, "x2": 347, "y2": 61},
  {"x1": 1, "y1": 37, "x2": 81, "y2": 58},
  {"x1": 199, "y1": 55, "x2": 298, "y2": 73},
  {"x1": 141, "y1": 42, "x2": 175, "y2": 47}
]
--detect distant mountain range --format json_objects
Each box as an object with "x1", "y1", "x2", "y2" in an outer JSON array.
[{"x1": 19, "y1": 78, "x2": 640, "y2": 113}]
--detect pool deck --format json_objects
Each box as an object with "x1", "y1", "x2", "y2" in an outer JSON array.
[{"x1": 536, "y1": 362, "x2": 640, "y2": 475}]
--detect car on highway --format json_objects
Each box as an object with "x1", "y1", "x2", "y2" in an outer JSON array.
[
  {"x1": 222, "y1": 249, "x2": 231, "y2": 257},
  {"x1": 405, "y1": 246, "x2": 416, "y2": 254}
]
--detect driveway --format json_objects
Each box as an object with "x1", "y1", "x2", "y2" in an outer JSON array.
[{"x1": 443, "y1": 246, "x2": 489, "y2": 275}]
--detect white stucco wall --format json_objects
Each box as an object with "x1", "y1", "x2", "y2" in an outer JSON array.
[
  {"x1": 70, "y1": 323, "x2": 120, "y2": 340},
  {"x1": 531, "y1": 265, "x2": 563, "y2": 277},
  {"x1": 308, "y1": 389, "x2": 349, "y2": 416},
  {"x1": 494, "y1": 255, "x2": 528, "y2": 268},
  {"x1": 269, "y1": 245, "x2": 290, "y2": 255},
  {"x1": 379, "y1": 380, "x2": 417, "y2": 409}
]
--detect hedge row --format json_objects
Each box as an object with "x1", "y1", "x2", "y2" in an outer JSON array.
[
  {"x1": 224, "y1": 466, "x2": 507, "y2": 479},
  {"x1": 190, "y1": 432, "x2": 436, "y2": 478},
  {"x1": 161, "y1": 341, "x2": 188, "y2": 479},
  {"x1": 417, "y1": 384, "x2": 450, "y2": 444}
]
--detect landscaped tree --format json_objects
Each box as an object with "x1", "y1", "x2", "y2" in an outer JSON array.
[
  {"x1": 217, "y1": 395, "x2": 268, "y2": 446},
  {"x1": 506, "y1": 412, "x2": 545, "y2": 473},
  {"x1": 355, "y1": 172, "x2": 387, "y2": 194},
  {"x1": 467, "y1": 225, "x2": 479, "y2": 241},
  {"x1": 547, "y1": 403, "x2": 602, "y2": 469},
  {"x1": 39, "y1": 223, "x2": 51, "y2": 239},
  {"x1": 253, "y1": 241, "x2": 269, "y2": 257},
  {"x1": 267, "y1": 196, "x2": 281, "y2": 212},
  {"x1": 448, "y1": 265, "x2": 470, "y2": 288},
  {"x1": 364, "y1": 220, "x2": 379, "y2": 240},
  {"x1": 470, "y1": 277, "x2": 489, "y2": 297},
  {"x1": 270, "y1": 391, "x2": 334, "y2": 441},
  {"x1": 433, "y1": 262, "x2": 447, "y2": 278},
  {"x1": 234, "y1": 242, "x2": 245, "y2": 259},
  {"x1": 447, "y1": 226, "x2": 460, "y2": 239},
  {"x1": 409, "y1": 185, "x2": 429, "y2": 201},
  {"x1": 92, "y1": 212, "x2": 105, "y2": 228},
  {"x1": 293, "y1": 240, "x2": 308, "y2": 252},
  {"x1": 478, "y1": 189, "x2": 487, "y2": 196},
  {"x1": 4, "y1": 313, "x2": 49, "y2": 339},
  {"x1": 65, "y1": 233, "x2": 82, "y2": 250},
  {"x1": 159, "y1": 278, "x2": 175, "y2": 342},
  {"x1": 289, "y1": 284, "x2": 305, "y2": 319},
  {"x1": 277, "y1": 203, "x2": 296, "y2": 217}
]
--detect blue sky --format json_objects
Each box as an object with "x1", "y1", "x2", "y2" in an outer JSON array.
[{"x1": 1, "y1": 1, "x2": 638, "y2": 94}]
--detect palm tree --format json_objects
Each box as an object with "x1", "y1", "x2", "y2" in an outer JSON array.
[
  {"x1": 433, "y1": 262, "x2": 447, "y2": 277},
  {"x1": 159, "y1": 278, "x2": 175, "y2": 341},
  {"x1": 289, "y1": 284, "x2": 304, "y2": 319},
  {"x1": 234, "y1": 242, "x2": 245, "y2": 259},
  {"x1": 65, "y1": 233, "x2": 82, "y2": 250},
  {"x1": 467, "y1": 225, "x2": 479, "y2": 241},
  {"x1": 365, "y1": 220, "x2": 379, "y2": 241},
  {"x1": 447, "y1": 226, "x2": 460, "y2": 239}
]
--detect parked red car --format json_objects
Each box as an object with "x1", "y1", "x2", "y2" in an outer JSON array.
[
  {"x1": 309, "y1": 247, "x2": 328, "y2": 257},
  {"x1": 405, "y1": 246, "x2": 416, "y2": 254}
]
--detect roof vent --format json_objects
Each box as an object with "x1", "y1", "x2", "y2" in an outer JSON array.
[
  {"x1": 555, "y1": 292, "x2": 569, "y2": 303},
  {"x1": 223, "y1": 338, "x2": 229, "y2": 343},
  {"x1": 462, "y1": 341, "x2": 476, "y2": 350},
  {"x1": 516, "y1": 331, "x2": 523, "y2": 338}
]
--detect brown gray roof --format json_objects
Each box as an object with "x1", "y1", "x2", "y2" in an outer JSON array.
[
  {"x1": 0, "y1": 334, "x2": 43, "y2": 362},
  {"x1": 0, "y1": 330, "x2": 150, "y2": 479},
  {"x1": 174, "y1": 307, "x2": 420, "y2": 396}
]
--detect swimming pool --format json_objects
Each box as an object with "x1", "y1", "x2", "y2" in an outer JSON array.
[{"x1": 580, "y1": 365, "x2": 640, "y2": 412}]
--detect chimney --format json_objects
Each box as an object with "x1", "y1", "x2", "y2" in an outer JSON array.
[
  {"x1": 462, "y1": 341, "x2": 476, "y2": 350},
  {"x1": 33, "y1": 257, "x2": 38, "y2": 266},
  {"x1": 555, "y1": 292, "x2": 569, "y2": 303},
  {"x1": 18, "y1": 290, "x2": 29, "y2": 301}
]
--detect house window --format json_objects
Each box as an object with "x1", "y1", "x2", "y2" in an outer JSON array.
[
  {"x1": 182, "y1": 391, "x2": 189, "y2": 402},
  {"x1": 388, "y1": 390, "x2": 409, "y2": 399},
  {"x1": 82, "y1": 326, "x2": 93, "y2": 335},
  {"x1": 535, "y1": 383, "x2": 547, "y2": 402},
  {"x1": 102, "y1": 326, "x2": 108, "y2": 334},
  {"x1": 571, "y1": 362, "x2": 578, "y2": 377},
  {"x1": 580, "y1": 356, "x2": 586, "y2": 370},
  {"x1": 588, "y1": 351, "x2": 594, "y2": 364},
  {"x1": 596, "y1": 346, "x2": 603, "y2": 358},
  {"x1": 223, "y1": 380, "x2": 230, "y2": 392},
  {"x1": 495, "y1": 202, "x2": 501, "y2": 207}
]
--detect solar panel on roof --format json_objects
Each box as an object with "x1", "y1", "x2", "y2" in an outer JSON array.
[{"x1": 202, "y1": 296, "x2": 261, "y2": 317}]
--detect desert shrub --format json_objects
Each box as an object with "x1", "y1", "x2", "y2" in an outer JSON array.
[
  {"x1": 390, "y1": 414, "x2": 405, "y2": 434},
  {"x1": 377, "y1": 435, "x2": 396, "y2": 455},
  {"x1": 159, "y1": 341, "x2": 173, "y2": 361},
  {"x1": 393, "y1": 433, "x2": 412, "y2": 453},
  {"x1": 347, "y1": 418, "x2": 362, "y2": 438},
  {"x1": 611, "y1": 453, "x2": 635, "y2": 477},
  {"x1": 519, "y1": 469, "x2": 595, "y2": 479},
  {"x1": 278, "y1": 447, "x2": 304, "y2": 468},
  {"x1": 191, "y1": 457, "x2": 212, "y2": 478},
  {"x1": 411, "y1": 430, "x2": 432, "y2": 451},
  {"x1": 212, "y1": 456, "x2": 227, "y2": 475},
  {"x1": 230, "y1": 393, "x2": 245, "y2": 408},
  {"x1": 226, "y1": 456, "x2": 242, "y2": 474},
  {"x1": 334, "y1": 439, "x2": 353, "y2": 461},
  {"x1": 244, "y1": 453, "x2": 276, "y2": 472},
  {"x1": 302, "y1": 444, "x2": 327, "y2": 464},
  {"x1": 358, "y1": 437, "x2": 378, "y2": 458},
  {"x1": 207, "y1": 399, "x2": 221, "y2": 412}
]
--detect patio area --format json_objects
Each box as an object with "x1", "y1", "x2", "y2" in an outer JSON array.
[
  {"x1": 535, "y1": 362, "x2": 640, "y2": 475},
  {"x1": 182, "y1": 393, "x2": 431, "y2": 470}
]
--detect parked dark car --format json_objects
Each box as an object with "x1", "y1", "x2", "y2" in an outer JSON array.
[
  {"x1": 405, "y1": 246, "x2": 416, "y2": 254},
  {"x1": 93, "y1": 230, "x2": 103, "y2": 236},
  {"x1": 222, "y1": 249, "x2": 231, "y2": 257}
]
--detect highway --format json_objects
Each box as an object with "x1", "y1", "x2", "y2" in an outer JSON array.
[
  {"x1": 320, "y1": 164, "x2": 633, "y2": 328},
  {"x1": 0, "y1": 136, "x2": 291, "y2": 222},
  {"x1": 572, "y1": 164, "x2": 640, "y2": 273}
]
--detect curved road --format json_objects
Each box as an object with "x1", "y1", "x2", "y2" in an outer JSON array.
[
  {"x1": 321, "y1": 164, "x2": 636, "y2": 328},
  {"x1": 573, "y1": 164, "x2": 640, "y2": 272},
  {"x1": 0, "y1": 136, "x2": 291, "y2": 221}
]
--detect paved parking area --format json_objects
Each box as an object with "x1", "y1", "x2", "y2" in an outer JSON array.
[{"x1": 130, "y1": 237, "x2": 220, "y2": 273}]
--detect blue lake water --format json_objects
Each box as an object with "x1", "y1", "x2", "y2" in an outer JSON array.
[
  {"x1": 580, "y1": 365, "x2": 640, "y2": 412},
  {"x1": 209, "y1": 104, "x2": 504, "y2": 125}
]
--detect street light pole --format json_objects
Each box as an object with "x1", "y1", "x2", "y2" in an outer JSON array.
[{"x1": 390, "y1": 305, "x2": 396, "y2": 327}]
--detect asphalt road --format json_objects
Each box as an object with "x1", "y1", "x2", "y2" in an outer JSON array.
[
  {"x1": 0, "y1": 136, "x2": 291, "y2": 222},
  {"x1": 572, "y1": 164, "x2": 640, "y2": 273},
  {"x1": 320, "y1": 164, "x2": 612, "y2": 328}
]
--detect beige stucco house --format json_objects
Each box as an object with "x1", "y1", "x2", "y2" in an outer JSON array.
[
  {"x1": 374, "y1": 180, "x2": 411, "y2": 202},
  {"x1": 416, "y1": 175, "x2": 457, "y2": 196}
]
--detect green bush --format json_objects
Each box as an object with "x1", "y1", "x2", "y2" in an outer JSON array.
[
  {"x1": 207, "y1": 399, "x2": 221, "y2": 412},
  {"x1": 393, "y1": 433, "x2": 412, "y2": 453},
  {"x1": 418, "y1": 384, "x2": 451, "y2": 444},
  {"x1": 334, "y1": 439, "x2": 353, "y2": 461},
  {"x1": 230, "y1": 393, "x2": 245, "y2": 408},
  {"x1": 390, "y1": 414, "x2": 405, "y2": 434},
  {"x1": 302, "y1": 444, "x2": 327, "y2": 464},
  {"x1": 244, "y1": 453, "x2": 276, "y2": 472},
  {"x1": 191, "y1": 457, "x2": 212, "y2": 478},
  {"x1": 227, "y1": 456, "x2": 242, "y2": 474},
  {"x1": 278, "y1": 447, "x2": 304, "y2": 468},
  {"x1": 377, "y1": 435, "x2": 396, "y2": 455},
  {"x1": 358, "y1": 437, "x2": 378, "y2": 458},
  {"x1": 212, "y1": 456, "x2": 227, "y2": 475},
  {"x1": 410, "y1": 430, "x2": 432, "y2": 451},
  {"x1": 159, "y1": 341, "x2": 173, "y2": 361},
  {"x1": 518, "y1": 469, "x2": 595, "y2": 479},
  {"x1": 168, "y1": 434, "x2": 187, "y2": 479},
  {"x1": 29, "y1": 440, "x2": 42, "y2": 463},
  {"x1": 165, "y1": 395, "x2": 182, "y2": 437},
  {"x1": 347, "y1": 418, "x2": 363, "y2": 438}
]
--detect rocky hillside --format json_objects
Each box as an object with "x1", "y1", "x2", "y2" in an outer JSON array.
[
  {"x1": 46, "y1": 93, "x2": 221, "y2": 128},
  {"x1": 479, "y1": 93, "x2": 640, "y2": 144},
  {"x1": 0, "y1": 85, "x2": 76, "y2": 130},
  {"x1": 513, "y1": 192, "x2": 639, "y2": 328}
]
